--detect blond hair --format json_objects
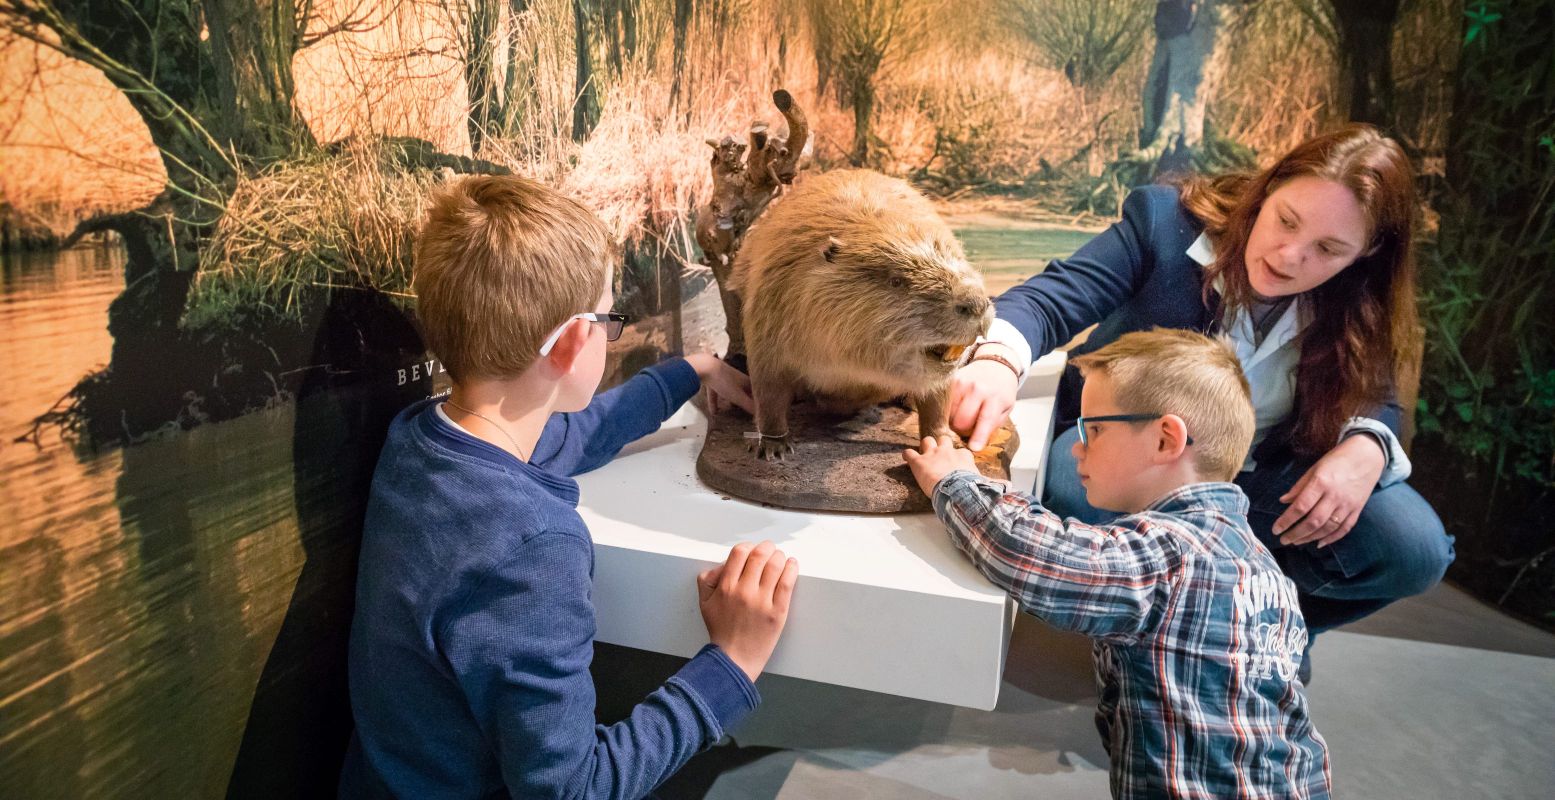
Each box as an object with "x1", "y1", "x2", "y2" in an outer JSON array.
[
  {"x1": 1071, "y1": 329, "x2": 1255, "y2": 481},
  {"x1": 413, "y1": 175, "x2": 614, "y2": 382}
]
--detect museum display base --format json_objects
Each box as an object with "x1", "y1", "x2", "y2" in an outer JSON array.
[
  {"x1": 696, "y1": 403, "x2": 1018, "y2": 513},
  {"x1": 576, "y1": 351, "x2": 1066, "y2": 710}
]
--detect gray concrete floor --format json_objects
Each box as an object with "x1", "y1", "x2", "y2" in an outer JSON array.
[{"x1": 632, "y1": 583, "x2": 1555, "y2": 799}]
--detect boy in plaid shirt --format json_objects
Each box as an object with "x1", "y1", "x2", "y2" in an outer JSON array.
[{"x1": 905, "y1": 329, "x2": 1330, "y2": 799}]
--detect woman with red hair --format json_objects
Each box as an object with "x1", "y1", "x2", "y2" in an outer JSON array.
[{"x1": 951, "y1": 124, "x2": 1453, "y2": 679}]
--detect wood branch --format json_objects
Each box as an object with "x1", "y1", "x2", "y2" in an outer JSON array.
[
  {"x1": 693, "y1": 135, "x2": 747, "y2": 270},
  {"x1": 59, "y1": 210, "x2": 137, "y2": 249},
  {"x1": 693, "y1": 90, "x2": 811, "y2": 358},
  {"x1": 769, "y1": 89, "x2": 810, "y2": 184}
]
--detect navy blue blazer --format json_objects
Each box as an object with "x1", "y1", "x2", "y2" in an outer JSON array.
[{"x1": 993, "y1": 184, "x2": 1402, "y2": 464}]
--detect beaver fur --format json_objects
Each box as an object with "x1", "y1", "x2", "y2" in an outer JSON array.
[{"x1": 730, "y1": 169, "x2": 992, "y2": 459}]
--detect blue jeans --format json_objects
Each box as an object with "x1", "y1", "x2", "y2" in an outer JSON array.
[{"x1": 1042, "y1": 425, "x2": 1455, "y2": 633}]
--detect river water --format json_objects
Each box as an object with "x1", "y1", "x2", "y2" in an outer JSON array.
[{"x1": 0, "y1": 224, "x2": 1095, "y2": 797}]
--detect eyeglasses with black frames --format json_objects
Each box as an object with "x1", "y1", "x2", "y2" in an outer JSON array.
[
  {"x1": 1076, "y1": 414, "x2": 1194, "y2": 446},
  {"x1": 538, "y1": 312, "x2": 630, "y2": 356}
]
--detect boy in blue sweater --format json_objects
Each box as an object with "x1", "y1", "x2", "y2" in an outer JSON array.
[{"x1": 340, "y1": 175, "x2": 798, "y2": 799}]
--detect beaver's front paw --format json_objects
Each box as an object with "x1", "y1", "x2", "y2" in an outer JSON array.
[
  {"x1": 749, "y1": 432, "x2": 795, "y2": 461},
  {"x1": 919, "y1": 426, "x2": 957, "y2": 445}
]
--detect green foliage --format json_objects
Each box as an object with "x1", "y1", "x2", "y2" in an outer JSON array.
[
  {"x1": 1463, "y1": 0, "x2": 1504, "y2": 43},
  {"x1": 1417, "y1": 0, "x2": 1555, "y2": 489}
]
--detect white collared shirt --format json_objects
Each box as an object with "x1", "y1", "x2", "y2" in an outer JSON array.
[{"x1": 983, "y1": 233, "x2": 1410, "y2": 485}]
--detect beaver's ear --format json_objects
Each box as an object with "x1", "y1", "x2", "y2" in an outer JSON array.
[{"x1": 822, "y1": 237, "x2": 842, "y2": 263}]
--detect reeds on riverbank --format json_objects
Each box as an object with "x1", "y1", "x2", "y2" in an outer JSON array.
[
  {"x1": 9, "y1": 0, "x2": 1459, "y2": 326},
  {"x1": 189, "y1": 141, "x2": 438, "y2": 324}
]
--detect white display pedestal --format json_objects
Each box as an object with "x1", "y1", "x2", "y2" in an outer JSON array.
[{"x1": 578, "y1": 352, "x2": 1067, "y2": 710}]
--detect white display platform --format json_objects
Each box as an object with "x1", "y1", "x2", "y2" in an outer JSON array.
[{"x1": 578, "y1": 351, "x2": 1067, "y2": 710}]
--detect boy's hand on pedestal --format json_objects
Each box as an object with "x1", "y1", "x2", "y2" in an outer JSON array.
[
  {"x1": 697, "y1": 540, "x2": 797, "y2": 682},
  {"x1": 687, "y1": 352, "x2": 755, "y2": 415},
  {"x1": 903, "y1": 434, "x2": 977, "y2": 497}
]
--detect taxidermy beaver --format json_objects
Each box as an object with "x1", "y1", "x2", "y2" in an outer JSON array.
[{"x1": 730, "y1": 169, "x2": 992, "y2": 460}]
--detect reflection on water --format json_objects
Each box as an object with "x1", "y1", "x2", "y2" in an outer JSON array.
[
  {"x1": 0, "y1": 223, "x2": 1092, "y2": 798},
  {"x1": 0, "y1": 244, "x2": 431, "y2": 797}
]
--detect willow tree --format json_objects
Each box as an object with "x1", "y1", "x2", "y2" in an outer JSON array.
[
  {"x1": 1133, "y1": 0, "x2": 1251, "y2": 172},
  {"x1": 3, "y1": 0, "x2": 306, "y2": 213},
  {"x1": 601, "y1": 0, "x2": 637, "y2": 75},
  {"x1": 1289, "y1": 0, "x2": 1403, "y2": 128},
  {"x1": 572, "y1": 0, "x2": 600, "y2": 140},
  {"x1": 668, "y1": 0, "x2": 692, "y2": 109},
  {"x1": 0, "y1": 0, "x2": 328, "y2": 430},
  {"x1": 1329, "y1": 0, "x2": 1402, "y2": 126},
  {"x1": 999, "y1": 0, "x2": 1150, "y2": 175},
  {"x1": 805, "y1": 0, "x2": 937, "y2": 166},
  {"x1": 462, "y1": 0, "x2": 505, "y2": 152}
]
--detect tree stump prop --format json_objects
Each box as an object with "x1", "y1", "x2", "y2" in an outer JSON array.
[
  {"x1": 697, "y1": 404, "x2": 1019, "y2": 514},
  {"x1": 693, "y1": 89, "x2": 809, "y2": 359}
]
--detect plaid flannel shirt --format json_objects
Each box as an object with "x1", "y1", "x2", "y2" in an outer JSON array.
[{"x1": 934, "y1": 473, "x2": 1332, "y2": 800}]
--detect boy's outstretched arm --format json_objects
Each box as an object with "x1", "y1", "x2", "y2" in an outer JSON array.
[
  {"x1": 533, "y1": 354, "x2": 750, "y2": 476},
  {"x1": 904, "y1": 436, "x2": 1178, "y2": 643},
  {"x1": 440, "y1": 532, "x2": 779, "y2": 800}
]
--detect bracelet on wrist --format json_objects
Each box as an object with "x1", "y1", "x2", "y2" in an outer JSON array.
[{"x1": 965, "y1": 341, "x2": 1024, "y2": 382}]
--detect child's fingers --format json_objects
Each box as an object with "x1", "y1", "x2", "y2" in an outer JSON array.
[
  {"x1": 773, "y1": 557, "x2": 799, "y2": 612},
  {"x1": 758, "y1": 547, "x2": 788, "y2": 593},
  {"x1": 717, "y1": 364, "x2": 756, "y2": 414},
  {"x1": 722, "y1": 386, "x2": 755, "y2": 415},
  {"x1": 697, "y1": 567, "x2": 720, "y2": 601},
  {"x1": 737, "y1": 541, "x2": 776, "y2": 588},
  {"x1": 720, "y1": 542, "x2": 756, "y2": 592},
  {"x1": 731, "y1": 368, "x2": 752, "y2": 393}
]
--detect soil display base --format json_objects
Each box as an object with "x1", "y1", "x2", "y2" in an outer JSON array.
[{"x1": 696, "y1": 403, "x2": 1018, "y2": 513}]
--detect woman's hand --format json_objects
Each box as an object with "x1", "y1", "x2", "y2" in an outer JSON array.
[
  {"x1": 1273, "y1": 435, "x2": 1387, "y2": 549},
  {"x1": 948, "y1": 346, "x2": 1021, "y2": 450},
  {"x1": 686, "y1": 352, "x2": 755, "y2": 415}
]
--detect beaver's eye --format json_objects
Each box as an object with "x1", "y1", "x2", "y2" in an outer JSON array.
[{"x1": 889, "y1": 275, "x2": 906, "y2": 289}]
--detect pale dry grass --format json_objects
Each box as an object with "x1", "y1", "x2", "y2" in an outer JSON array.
[
  {"x1": 1215, "y1": 2, "x2": 1342, "y2": 164},
  {"x1": 0, "y1": 38, "x2": 163, "y2": 234},
  {"x1": 890, "y1": 49, "x2": 1146, "y2": 185},
  {"x1": 189, "y1": 139, "x2": 439, "y2": 321}
]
